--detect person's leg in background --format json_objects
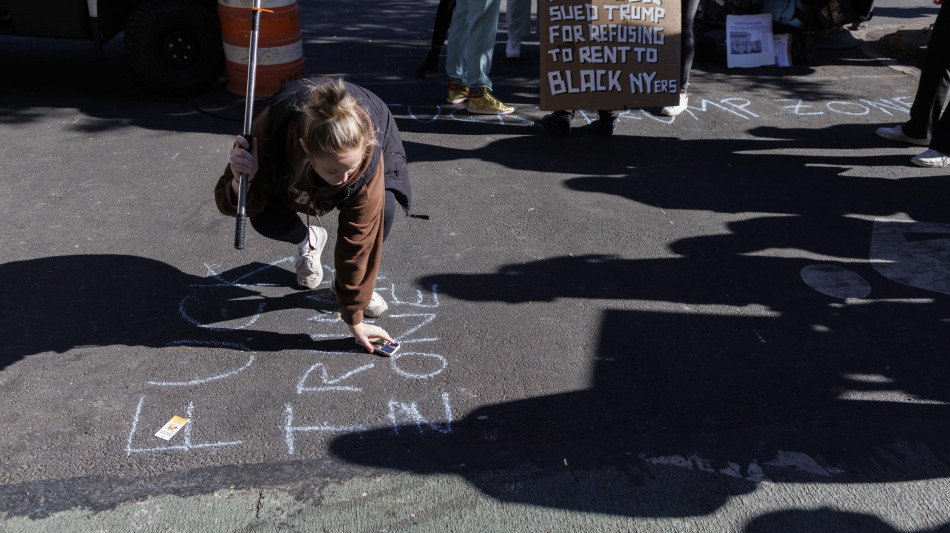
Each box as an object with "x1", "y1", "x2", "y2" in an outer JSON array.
[
  {"x1": 538, "y1": 110, "x2": 575, "y2": 136},
  {"x1": 505, "y1": 0, "x2": 531, "y2": 59},
  {"x1": 596, "y1": 109, "x2": 618, "y2": 136},
  {"x1": 464, "y1": 0, "x2": 515, "y2": 115},
  {"x1": 911, "y1": 5, "x2": 950, "y2": 168},
  {"x1": 538, "y1": 109, "x2": 616, "y2": 136},
  {"x1": 876, "y1": 1, "x2": 950, "y2": 166},
  {"x1": 904, "y1": 1, "x2": 949, "y2": 141},
  {"x1": 662, "y1": 0, "x2": 701, "y2": 116},
  {"x1": 445, "y1": 0, "x2": 472, "y2": 104},
  {"x1": 462, "y1": 0, "x2": 502, "y2": 90},
  {"x1": 415, "y1": 0, "x2": 458, "y2": 78}
]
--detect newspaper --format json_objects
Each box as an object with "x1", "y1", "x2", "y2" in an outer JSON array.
[
  {"x1": 773, "y1": 33, "x2": 791, "y2": 67},
  {"x1": 726, "y1": 14, "x2": 774, "y2": 68}
]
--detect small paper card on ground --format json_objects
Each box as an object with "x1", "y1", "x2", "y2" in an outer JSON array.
[{"x1": 155, "y1": 416, "x2": 189, "y2": 441}]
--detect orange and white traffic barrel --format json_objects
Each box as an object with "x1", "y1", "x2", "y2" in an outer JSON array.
[{"x1": 218, "y1": 0, "x2": 306, "y2": 97}]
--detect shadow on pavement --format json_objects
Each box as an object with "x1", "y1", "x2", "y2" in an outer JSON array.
[
  {"x1": 745, "y1": 508, "x2": 939, "y2": 532},
  {"x1": 328, "y1": 288, "x2": 949, "y2": 517},
  {"x1": 2, "y1": 115, "x2": 947, "y2": 526},
  {"x1": 0, "y1": 255, "x2": 345, "y2": 371},
  {"x1": 327, "y1": 121, "x2": 950, "y2": 521},
  {"x1": 4, "y1": 2, "x2": 949, "y2": 528}
]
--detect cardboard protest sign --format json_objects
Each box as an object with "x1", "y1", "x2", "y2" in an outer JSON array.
[{"x1": 540, "y1": 0, "x2": 681, "y2": 111}]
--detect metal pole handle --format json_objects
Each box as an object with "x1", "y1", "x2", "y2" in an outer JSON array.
[{"x1": 234, "y1": 0, "x2": 263, "y2": 250}]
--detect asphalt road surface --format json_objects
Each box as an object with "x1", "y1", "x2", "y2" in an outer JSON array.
[{"x1": 1, "y1": 0, "x2": 948, "y2": 531}]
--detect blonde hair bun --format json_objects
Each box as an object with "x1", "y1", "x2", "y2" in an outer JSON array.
[{"x1": 297, "y1": 78, "x2": 376, "y2": 156}]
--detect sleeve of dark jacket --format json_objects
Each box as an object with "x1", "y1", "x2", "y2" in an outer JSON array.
[
  {"x1": 334, "y1": 154, "x2": 386, "y2": 326},
  {"x1": 345, "y1": 82, "x2": 412, "y2": 212}
]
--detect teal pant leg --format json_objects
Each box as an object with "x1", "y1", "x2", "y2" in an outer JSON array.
[
  {"x1": 445, "y1": 0, "x2": 470, "y2": 82},
  {"x1": 505, "y1": 0, "x2": 531, "y2": 42},
  {"x1": 446, "y1": 0, "x2": 502, "y2": 90}
]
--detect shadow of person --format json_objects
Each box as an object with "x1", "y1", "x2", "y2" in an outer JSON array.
[
  {"x1": 744, "y1": 508, "x2": 942, "y2": 533},
  {"x1": 329, "y1": 295, "x2": 950, "y2": 518},
  {"x1": 0, "y1": 254, "x2": 340, "y2": 370},
  {"x1": 330, "y1": 189, "x2": 950, "y2": 517},
  {"x1": 331, "y1": 114, "x2": 949, "y2": 519},
  {"x1": 405, "y1": 121, "x2": 949, "y2": 225}
]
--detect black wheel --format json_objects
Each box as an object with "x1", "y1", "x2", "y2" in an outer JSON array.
[{"x1": 125, "y1": 0, "x2": 223, "y2": 95}]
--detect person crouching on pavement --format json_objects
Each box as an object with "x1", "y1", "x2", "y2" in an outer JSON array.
[{"x1": 214, "y1": 77, "x2": 412, "y2": 352}]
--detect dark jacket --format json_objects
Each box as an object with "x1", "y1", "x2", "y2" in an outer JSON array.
[
  {"x1": 214, "y1": 78, "x2": 411, "y2": 325},
  {"x1": 263, "y1": 77, "x2": 411, "y2": 213}
]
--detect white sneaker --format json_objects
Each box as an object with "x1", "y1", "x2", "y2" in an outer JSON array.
[
  {"x1": 294, "y1": 226, "x2": 327, "y2": 289},
  {"x1": 876, "y1": 125, "x2": 929, "y2": 146},
  {"x1": 911, "y1": 148, "x2": 950, "y2": 168},
  {"x1": 364, "y1": 292, "x2": 388, "y2": 318},
  {"x1": 506, "y1": 39, "x2": 521, "y2": 59},
  {"x1": 661, "y1": 92, "x2": 688, "y2": 116}
]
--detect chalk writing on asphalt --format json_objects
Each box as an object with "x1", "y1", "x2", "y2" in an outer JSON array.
[
  {"x1": 124, "y1": 258, "x2": 452, "y2": 457},
  {"x1": 119, "y1": 94, "x2": 918, "y2": 477},
  {"x1": 126, "y1": 395, "x2": 244, "y2": 455},
  {"x1": 121, "y1": 259, "x2": 849, "y2": 482},
  {"x1": 640, "y1": 450, "x2": 844, "y2": 482},
  {"x1": 389, "y1": 95, "x2": 914, "y2": 126}
]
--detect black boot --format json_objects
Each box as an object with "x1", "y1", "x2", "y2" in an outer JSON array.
[
  {"x1": 538, "y1": 110, "x2": 574, "y2": 136},
  {"x1": 596, "y1": 110, "x2": 618, "y2": 136},
  {"x1": 413, "y1": 50, "x2": 441, "y2": 79}
]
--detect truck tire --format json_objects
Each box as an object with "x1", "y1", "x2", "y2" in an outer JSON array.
[{"x1": 125, "y1": 0, "x2": 223, "y2": 95}]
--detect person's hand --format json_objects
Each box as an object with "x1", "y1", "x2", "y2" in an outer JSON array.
[
  {"x1": 229, "y1": 135, "x2": 258, "y2": 182},
  {"x1": 348, "y1": 321, "x2": 394, "y2": 353}
]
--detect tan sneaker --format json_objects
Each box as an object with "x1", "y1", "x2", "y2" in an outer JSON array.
[
  {"x1": 294, "y1": 226, "x2": 328, "y2": 289},
  {"x1": 328, "y1": 282, "x2": 389, "y2": 319},
  {"x1": 363, "y1": 292, "x2": 389, "y2": 318},
  {"x1": 466, "y1": 88, "x2": 514, "y2": 115},
  {"x1": 447, "y1": 79, "x2": 469, "y2": 105}
]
